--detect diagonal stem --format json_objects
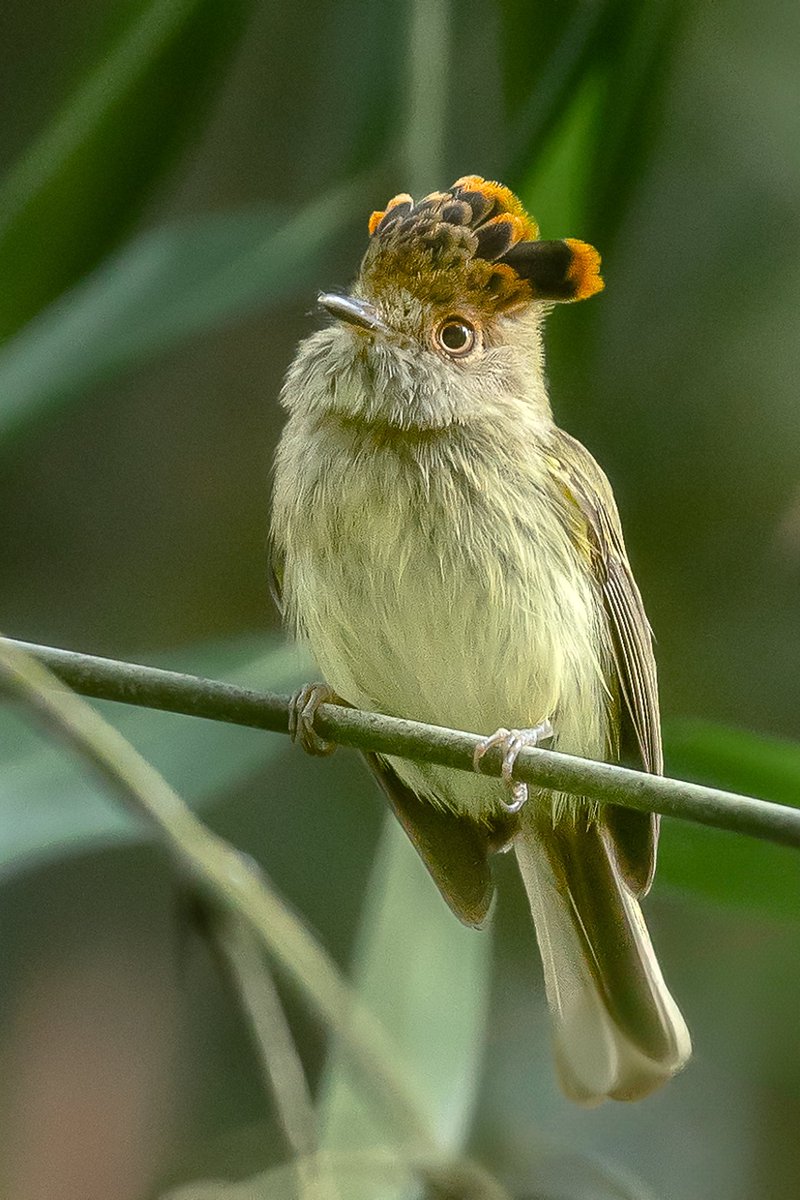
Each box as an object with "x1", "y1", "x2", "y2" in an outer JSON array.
[{"x1": 0, "y1": 637, "x2": 436, "y2": 1152}]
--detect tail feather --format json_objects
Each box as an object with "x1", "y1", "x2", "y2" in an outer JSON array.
[{"x1": 515, "y1": 810, "x2": 691, "y2": 1105}]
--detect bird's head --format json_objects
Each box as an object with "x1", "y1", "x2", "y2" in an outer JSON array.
[{"x1": 282, "y1": 176, "x2": 603, "y2": 432}]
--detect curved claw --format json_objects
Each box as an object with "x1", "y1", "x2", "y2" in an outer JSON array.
[
  {"x1": 288, "y1": 682, "x2": 342, "y2": 756},
  {"x1": 473, "y1": 719, "x2": 554, "y2": 813}
]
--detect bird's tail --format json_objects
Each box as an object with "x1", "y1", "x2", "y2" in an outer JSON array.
[{"x1": 514, "y1": 810, "x2": 691, "y2": 1104}]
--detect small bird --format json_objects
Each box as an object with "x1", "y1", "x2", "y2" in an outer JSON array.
[{"x1": 271, "y1": 176, "x2": 691, "y2": 1104}]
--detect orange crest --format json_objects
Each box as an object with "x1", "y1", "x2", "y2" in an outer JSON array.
[{"x1": 361, "y1": 176, "x2": 603, "y2": 314}]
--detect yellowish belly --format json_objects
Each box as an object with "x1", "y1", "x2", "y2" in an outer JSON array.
[{"x1": 285, "y1": 452, "x2": 611, "y2": 820}]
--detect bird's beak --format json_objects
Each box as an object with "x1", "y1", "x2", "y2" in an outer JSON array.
[{"x1": 318, "y1": 292, "x2": 388, "y2": 334}]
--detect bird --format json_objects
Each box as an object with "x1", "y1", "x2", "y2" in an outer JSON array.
[{"x1": 270, "y1": 175, "x2": 691, "y2": 1104}]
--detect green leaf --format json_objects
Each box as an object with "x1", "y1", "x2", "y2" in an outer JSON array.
[
  {"x1": 519, "y1": 71, "x2": 605, "y2": 238},
  {"x1": 0, "y1": 0, "x2": 256, "y2": 340},
  {"x1": 497, "y1": 0, "x2": 579, "y2": 113},
  {"x1": 0, "y1": 635, "x2": 310, "y2": 873},
  {"x1": 665, "y1": 719, "x2": 800, "y2": 808},
  {"x1": 319, "y1": 818, "x2": 491, "y2": 1198},
  {"x1": 502, "y1": 0, "x2": 613, "y2": 185},
  {"x1": 162, "y1": 1149, "x2": 509, "y2": 1200},
  {"x1": 0, "y1": 178, "x2": 366, "y2": 441},
  {"x1": 584, "y1": 0, "x2": 688, "y2": 250},
  {"x1": 659, "y1": 719, "x2": 800, "y2": 919}
]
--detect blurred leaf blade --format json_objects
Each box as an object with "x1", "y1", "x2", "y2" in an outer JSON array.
[
  {"x1": 519, "y1": 70, "x2": 604, "y2": 238},
  {"x1": 585, "y1": 0, "x2": 688, "y2": 249},
  {"x1": 502, "y1": 0, "x2": 613, "y2": 183},
  {"x1": 319, "y1": 819, "x2": 491, "y2": 1198},
  {"x1": 0, "y1": 177, "x2": 366, "y2": 440},
  {"x1": 660, "y1": 720, "x2": 800, "y2": 918},
  {"x1": 163, "y1": 1148, "x2": 509, "y2": 1200},
  {"x1": 666, "y1": 719, "x2": 800, "y2": 808},
  {"x1": 0, "y1": 634, "x2": 309, "y2": 873},
  {"x1": 0, "y1": 0, "x2": 257, "y2": 341}
]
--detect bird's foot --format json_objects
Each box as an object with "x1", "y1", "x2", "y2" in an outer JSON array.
[
  {"x1": 473, "y1": 719, "x2": 555, "y2": 813},
  {"x1": 288, "y1": 682, "x2": 346, "y2": 756}
]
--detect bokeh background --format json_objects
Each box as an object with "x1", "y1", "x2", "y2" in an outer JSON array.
[{"x1": 1, "y1": 1, "x2": 799, "y2": 1197}]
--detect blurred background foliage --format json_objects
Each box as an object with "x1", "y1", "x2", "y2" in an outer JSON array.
[{"x1": 1, "y1": 0, "x2": 799, "y2": 1197}]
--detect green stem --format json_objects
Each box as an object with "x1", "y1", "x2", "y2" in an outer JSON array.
[
  {"x1": 403, "y1": 0, "x2": 450, "y2": 194},
  {"x1": 3, "y1": 637, "x2": 800, "y2": 851},
  {"x1": 0, "y1": 637, "x2": 435, "y2": 1152},
  {"x1": 211, "y1": 913, "x2": 335, "y2": 1200}
]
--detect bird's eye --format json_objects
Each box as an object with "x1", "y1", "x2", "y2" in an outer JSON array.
[{"x1": 434, "y1": 317, "x2": 477, "y2": 357}]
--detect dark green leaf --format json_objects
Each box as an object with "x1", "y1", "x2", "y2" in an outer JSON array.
[
  {"x1": 659, "y1": 720, "x2": 800, "y2": 919},
  {"x1": 0, "y1": 178, "x2": 366, "y2": 441},
  {"x1": 502, "y1": 0, "x2": 613, "y2": 185},
  {"x1": 319, "y1": 819, "x2": 490, "y2": 1166},
  {"x1": 0, "y1": 0, "x2": 256, "y2": 340},
  {"x1": 584, "y1": 0, "x2": 688, "y2": 250},
  {"x1": 0, "y1": 635, "x2": 309, "y2": 872}
]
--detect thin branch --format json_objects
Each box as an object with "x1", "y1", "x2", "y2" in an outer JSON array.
[
  {"x1": 3, "y1": 637, "x2": 800, "y2": 851},
  {"x1": 210, "y1": 912, "x2": 335, "y2": 1200},
  {"x1": 0, "y1": 637, "x2": 435, "y2": 1152},
  {"x1": 403, "y1": 0, "x2": 449, "y2": 194},
  {"x1": 216, "y1": 917, "x2": 319, "y2": 1159}
]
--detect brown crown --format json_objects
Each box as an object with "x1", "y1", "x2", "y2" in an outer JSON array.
[{"x1": 359, "y1": 175, "x2": 603, "y2": 316}]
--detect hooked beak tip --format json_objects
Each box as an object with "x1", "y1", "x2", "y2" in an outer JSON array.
[{"x1": 318, "y1": 292, "x2": 386, "y2": 334}]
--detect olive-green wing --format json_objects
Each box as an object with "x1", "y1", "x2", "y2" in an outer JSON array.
[
  {"x1": 269, "y1": 545, "x2": 285, "y2": 615},
  {"x1": 364, "y1": 753, "x2": 505, "y2": 928},
  {"x1": 548, "y1": 428, "x2": 661, "y2": 896}
]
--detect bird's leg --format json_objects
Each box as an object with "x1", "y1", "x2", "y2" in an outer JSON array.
[
  {"x1": 288, "y1": 682, "x2": 347, "y2": 756},
  {"x1": 472, "y1": 719, "x2": 555, "y2": 814}
]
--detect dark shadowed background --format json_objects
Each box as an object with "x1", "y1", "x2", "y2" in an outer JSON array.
[{"x1": 1, "y1": 2, "x2": 799, "y2": 1198}]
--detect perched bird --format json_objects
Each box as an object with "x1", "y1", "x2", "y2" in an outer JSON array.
[{"x1": 271, "y1": 176, "x2": 691, "y2": 1104}]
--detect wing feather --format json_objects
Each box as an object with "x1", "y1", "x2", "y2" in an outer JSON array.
[
  {"x1": 548, "y1": 429, "x2": 661, "y2": 896},
  {"x1": 364, "y1": 753, "x2": 500, "y2": 928}
]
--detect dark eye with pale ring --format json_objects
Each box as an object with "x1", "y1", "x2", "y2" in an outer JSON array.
[{"x1": 434, "y1": 316, "x2": 477, "y2": 357}]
